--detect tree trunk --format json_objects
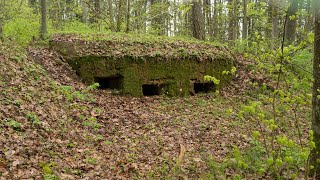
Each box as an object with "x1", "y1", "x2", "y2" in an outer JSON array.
[
  {"x1": 285, "y1": 0, "x2": 298, "y2": 44},
  {"x1": 266, "y1": 0, "x2": 272, "y2": 38},
  {"x1": 143, "y1": 0, "x2": 147, "y2": 33},
  {"x1": 82, "y1": 0, "x2": 88, "y2": 24},
  {"x1": 40, "y1": 0, "x2": 47, "y2": 40},
  {"x1": 248, "y1": 0, "x2": 253, "y2": 46},
  {"x1": 311, "y1": 0, "x2": 320, "y2": 178},
  {"x1": 213, "y1": 0, "x2": 218, "y2": 37},
  {"x1": 190, "y1": 0, "x2": 205, "y2": 40},
  {"x1": 108, "y1": 0, "x2": 115, "y2": 31},
  {"x1": 242, "y1": 0, "x2": 248, "y2": 39},
  {"x1": 66, "y1": 0, "x2": 72, "y2": 20},
  {"x1": 185, "y1": 5, "x2": 189, "y2": 36},
  {"x1": 204, "y1": 0, "x2": 213, "y2": 39},
  {"x1": 233, "y1": 0, "x2": 238, "y2": 40},
  {"x1": 305, "y1": 0, "x2": 313, "y2": 33},
  {"x1": 94, "y1": 0, "x2": 101, "y2": 30},
  {"x1": 173, "y1": 0, "x2": 177, "y2": 36},
  {"x1": 228, "y1": 0, "x2": 235, "y2": 42},
  {"x1": 0, "y1": 19, "x2": 3, "y2": 41},
  {"x1": 218, "y1": 0, "x2": 224, "y2": 40},
  {"x1": 271, "y1": 0, "x2": 278, "y2": 40},
  {"x1": 0, "y1": 0, "x2": 3, "y2": 41},
  {"x1": 126, "y1": 0, "x2": 130, "y2": 33},
  {"x1": 95, "y1": 0, "x2": 101, "y2": 22},
  {"x1": 116, "y1": 0, "x2": 123, "y2": 32}
]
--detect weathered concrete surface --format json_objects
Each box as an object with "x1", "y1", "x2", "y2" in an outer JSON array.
[{"x1": 49, "y1": 34, "x2": 235, "y2": 96}]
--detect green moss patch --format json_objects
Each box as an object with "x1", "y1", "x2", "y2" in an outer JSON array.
[{"x1": 49, "y1": 34, "x2": 235, "y2": 96}]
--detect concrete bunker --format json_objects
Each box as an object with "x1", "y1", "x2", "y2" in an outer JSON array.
[
  {"x1": 193, "y1": 82, "x2": 216, "y2": 94},
  {"x1": 94, "y1": 75, "x2": 124, "y2": 90},
  {"x1": 49, "y1": 34, "x2": 235, "y2": 97},
  {"x1": 142, "y1": 83, "x2": 169, "y2": 96}
]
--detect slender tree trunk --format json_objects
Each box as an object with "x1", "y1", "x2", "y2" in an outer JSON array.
[
  {"x1": 142, "y1": 0, "x2": 147, "y2": 33},
  {"x1": 266, "y1": 0, "x2": 273, "y2": 38},
  {"x1": 0, "y1": 19, "x2": 3, "y2": 41},
  {"x1": 173, "y1": 0, "x2": 177, "y2": 36},
  {"x1": 40, "y1": 0, "x2": 47, "y2": 40},
  {"x1": 58, "y1": 1, "x2": 64, "y2": 28},
  {"x1": 82, "y1": 0, "x2": 88, "y2": 24},
  {"x1": 271, "y1": 0, "x2": 278, "y2": 40},
  {"x1": 94, "y1": 0, "x2": 101, "y2": 30},
  {"x1": 166, "y1": 15, "x2": 170, "y2": 36},
  {"x1": 126, "y1": 0, "x2": 130, "y2": 33},
  {"x1": 0, "y1": 0, "x2": 3, "y2": 41},
  {"x1": 95, "y1": 0, "x2": 101, "y2": 22},
  {"x1": 204, "y1": 0, "x2": 212, "y2": 38},
  {"x1": 190, "y1": 0, "x2": 205, "y2": 40},
  {"x1": 285, "y1": 0, "x2": 298, "y2": 44},
  {"x1": 233, "y1": 0, "x2": 238, "y2": 40},
  {"x1": 116, "y1": 0, "x2": 123, "y2": 32},
  {"x1": 219, "y1": 0, "x2": 224, "y2": 40},
  {"x1": 108, "y1": 0, "x2": 115, "y2": 31},
  {"x1": 213, "y1": 0, "x2": 218, "y2": 37},
  {"x1": 311, "y1": 0, "x2": 320, "y2": 178},
  {"x1": 228, "y1": 0, "x2": 235, "y2": 43},
  {"x1": 66, "y1": 0, "x2": 72, "y2": 20},
  {"x1": 306, "y1": 0, "x2": 313, "y2": 33},
  {"x1": 248, "y1": 0, "x2": 253, "y2": 45},
  {"x1": 242, "y1": 0, "x2": 248, "y2": 39},
  {"x1": 185, "y1": 6, "x2": 189, "y2": 36}
]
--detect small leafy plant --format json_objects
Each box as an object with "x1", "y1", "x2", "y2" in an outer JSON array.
[{"x1": 6, "y1": 119, "x2": 22, "y2": 131}]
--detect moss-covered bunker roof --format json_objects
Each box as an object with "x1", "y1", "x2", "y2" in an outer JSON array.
[{"x1": 50, "y1": 33, "x2": 234, "y2": 61}]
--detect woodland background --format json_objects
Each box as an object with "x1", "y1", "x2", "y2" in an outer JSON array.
[{"x1": 1, "y1": 0, "x2": 320, "y2": 179}]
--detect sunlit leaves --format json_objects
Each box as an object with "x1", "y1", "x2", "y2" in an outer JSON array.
[{"x1": 203, "y1": 75, "x2": 220, "y2": 84}]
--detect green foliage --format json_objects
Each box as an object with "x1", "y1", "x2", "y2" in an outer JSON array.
[
  {"x1": 84, "y1": 157, "x2": 98, "y2": 165},
  {"x1": 4, "y1": 17, "x2": 40, "y2": 46},
  {"x1": 233, "y1": 98, "x2": 311, "y2": 176},
  {"x1": 222, "y1": 66, "x2": 236, "y2": 75},
  {"x1": 26, "y1": 112, "x2": 42, "y2": 126},
  {"x1": 86, "y1": 83, "x2": 100, "y2": 91},
  {"x1": 55, "y1": 85, "x2": 96, "y2": 102},
  {"x1": 206, "y1": 22, "x2": 313, "y2": 177},
  {"x1": 60, "y1": 20, "x2": 95, "y2": 34},
  {"x1": 104, "y1": 140, "x2": 113, "y2": 145},
  {"x1": 81, "y1": 117, "x2": 102, "y2": 129},
  {"x1": 147, "y1": 2, "x2": 170, "y2": 35},
  {"x1": 6, "y1": 119, "x2": 22, "y2": 131},
  {"x1": 1, "y1": 1, "x2": 41, "y2": 46},
  {"x1": 41, "y1": 162, "x2": 57, "y2": 180},
  {"x1": 291, "y1": 49, "x2": 313, "y2": 80},
  {"x1": 204, "y1": 75, "x2": 220, "y2": 84}
]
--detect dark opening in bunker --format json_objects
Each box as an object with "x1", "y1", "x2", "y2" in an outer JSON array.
[
  {"x1": 94, "y1": 75, "x2": 124, "y2": 90},
  {"x1": 194, "y1": 82, "x2": 215, "y2": 93},
  {"x1": 142, "y1": 84, "x2": 168, "y2": 96}
]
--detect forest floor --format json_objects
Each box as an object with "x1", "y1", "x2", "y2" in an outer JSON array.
[{"x1": 0, "y1": 43, "x2": 311, "y2": 179}]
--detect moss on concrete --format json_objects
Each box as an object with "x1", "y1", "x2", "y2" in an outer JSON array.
[{"x1": 49, "y1": 34, "x2": 235, "y2": 96}]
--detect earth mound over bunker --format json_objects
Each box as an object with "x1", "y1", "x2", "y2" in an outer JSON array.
[{"x1": 50, "y1": 34, "x2": 235, "y2": 96}]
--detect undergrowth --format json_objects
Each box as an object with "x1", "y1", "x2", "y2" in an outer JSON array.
[{"x1": 203, "y1": 33, "x2": 314, "y2": 179}]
